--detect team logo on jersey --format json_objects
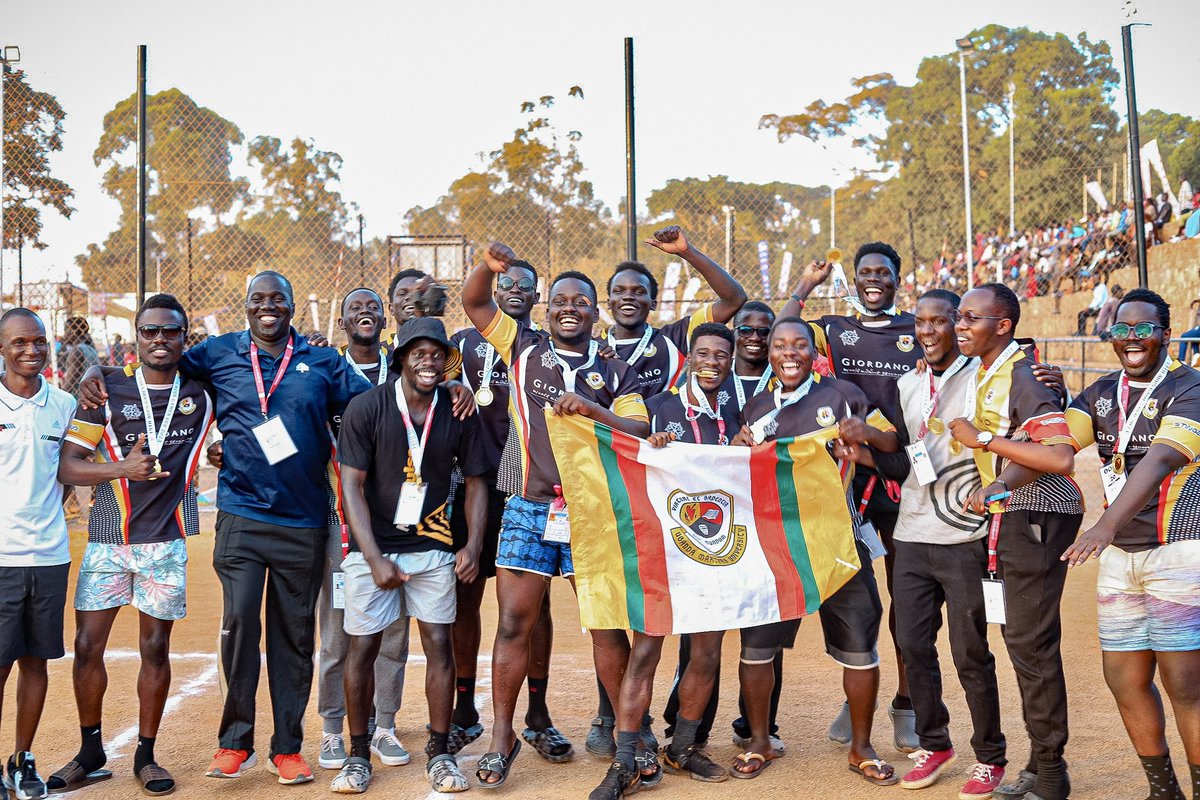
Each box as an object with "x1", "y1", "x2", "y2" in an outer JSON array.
[
  {"x1": 1144, "y1": 398, "x2": 1159, "y2": 419},
  {"x1": 541, "y1": 350, "x2": 560, "y2": 369},
  {"x1": 984, "y1": 388, "x2": 996, "y2": 405},
  {"x1": 816, "y1": 406, "x2": 837, "y2": 427},
  {"x1": 839, "y1": 330, "x2": 860, "y2": 347},
  {"x1": 296, "y1": 363, "x2": 310, "y2": 373},
  {"x1": 585, "y1": 371, "x2": 605, "y2": 390},
  {"x1": 177, "y1": 397, "x2": 197, "y2": 416},
  {"x1": 643, "y1": 343, "x2": 657, "y2": 358},
  {"x1": 665, "y1": 421, "x2": 686, "y2": 440},
  {"x1": 896, "y1": 335, "x2": 915, "y2": 353},
  {"x1": 1095, "y1": 396, "x2": 1113, "y2": 418},
  {"x1": 716, "y1": 390, "x2": 731, "y2": 407},
  {"x1": 667, "y1": 489, "x2": 747, "y2": 567},
  {"x1": 121, "y1": 404, "x2": 143, "y2": 420},
  {"x1": 475, "y1": 341, "x2": 490, "y2": 359}
]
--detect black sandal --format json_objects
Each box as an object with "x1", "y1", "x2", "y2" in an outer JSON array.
[
  {"x1": 521, "y1": 726, "x2": 575, "y2": 763},
  {"x1": 475, "y1": 739, "x2": 521, "y2": 790},
  {"x1": 47, "y1": 761, "x2": 113, "y2": 794},
  {"x1": 634, "y1": 747, "x2": 662, "y2": 788},
  {"x1": 448, "y1": 722, "x2": 484, "y2": 755}
]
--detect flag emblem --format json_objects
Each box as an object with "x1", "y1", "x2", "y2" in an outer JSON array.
[{"x1": 668, "y1": 490, "x2": 747, "y2": 567}]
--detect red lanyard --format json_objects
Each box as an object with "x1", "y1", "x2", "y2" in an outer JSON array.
[
  {"x1": 684, "y1": 385, "x2": 726, "y2": 445},
  {"x1": 1117, "y1": 373, "x2": 1131, "y2": 432},
  {"x1": 250, "y1": 338, "x2": 295, "y2": 419},
  {"x1": 918, "y1": 372, "x2": 938, "y2": 438},
  {"x1": 857, "y1": 475, "x2": 877, "y2": 515},
  {"x1": 986, "y1": 510, "x2": 1005, "y2": 575}
]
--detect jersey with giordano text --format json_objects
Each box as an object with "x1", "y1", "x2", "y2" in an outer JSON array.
[
  {"x1": 483, "y1": 310, "x2": 648, "y2": 503},
  {"x1": 326, "y1": 351, "x2": 385, "y2": 528},
  {"x1": 66, "y1": 365, "x2": 214, "y2": 545},
  {"x1": 607, "y1": 305, "x2": 713, "y2": 397},
  {"x1": 718, "y1": 367, "x2": 779, "y2": 414},
  {"x1": 647, "y1": 385, "x2": 740, "y2": 445},
  {"x1": 1067, "y1": 359, "x2": 1200, "y2": 550},
  {"x1": 809, "y1": 312, "x2": 918, "y2": 428},
  {"x1": 452, "y1": 325, "x2": 520, "y2": 479},
  {"x1": 965, "y1": 348, "x2": 1083, "y2": 515}
]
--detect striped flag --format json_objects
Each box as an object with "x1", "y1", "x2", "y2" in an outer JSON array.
[{"x1": 546, "y1": 412, "x2": 861, "y2": 636}]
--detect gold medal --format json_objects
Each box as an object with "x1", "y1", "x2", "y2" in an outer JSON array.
[
  {"x1": 949, "y1": 439, "x2": 963, "y2": 455},
  {"x1": 927, "y1": 417, "x2": 946, "y2": 435},
  {"x1": 825, "y1": 247, "x2": 843, "y2": 264},
  {"x1": 1112, "y1": 453, "x2": 1125, "y2": 474},
  {"x1": 148, "y1": 458, "x2": 163, "y2": 481},
  {"x1": 475, "y1": 386, "x2": 494, "y2": 407}
]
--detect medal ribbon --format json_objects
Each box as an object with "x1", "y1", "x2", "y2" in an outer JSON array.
[
  {"x1": 749, "y1": 375, "x2": 815, "y2": 443},
  {"x1": 732, "y1": 363, "x2": 773, "y2": 411},
  {"x1": 607, "y1": 324, "x2": 655, "y2": 366},
  {"x1": 394, "y1": 378, "x2": 438, "y2": 482},
  {"x1": 476, "y1": 342, "x2": 500, "y2": 394},
  {"x1": 250, "y1": 337, "x2": 295, "y2": 419},
  {"x1": 135, "y1": 367, "x2": 181, "y2": 460},
  {"x1": 1114, "y1": 357, "x2": 1173, "y2": 466},
  {"x1": 550, "y1": 339, "x2": 599, "y2": 393},
  {"x1": 919, "y1": 355, "x2": 969, "y2": 437},
  {"x1": 345, "y1": 347, "x2": 388, "y2": 386},
  {"x1": 962, "y1": 339, "x2": 1021, "y2": 424},
  {"x1": 684, "y1": 378, "x2": 727, "y2": 445}
]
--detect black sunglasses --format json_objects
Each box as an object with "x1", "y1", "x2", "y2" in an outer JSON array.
[
  {"x1": 137, "y1": 324, "x2": 186, "y2": 340},
  {"x1": 497, "y1": 275, "x2": 536, "y2": 292},
  {"x1": 736, "y1": 325, "x2": 772, "y2": 339}
]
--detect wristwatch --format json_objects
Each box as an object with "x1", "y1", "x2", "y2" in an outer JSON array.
[{"x1": 976, "y1": 431, "x2": 995, "y2": 450}]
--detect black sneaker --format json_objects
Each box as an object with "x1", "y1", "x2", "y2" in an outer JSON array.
[
  {"x1": 661, "y1": 743, "x2": 728, "y2": 783},
  {"x1": 588, "y1": 761, "x2": 639, "y2": 800},
  {"x1": 7, "y1": 752, "x2": 47, "y2": 800}
]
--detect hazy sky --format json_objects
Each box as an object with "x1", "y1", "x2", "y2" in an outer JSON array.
[{"x1": 6, "y1": 0, "x2": 1199, "y2": 286}]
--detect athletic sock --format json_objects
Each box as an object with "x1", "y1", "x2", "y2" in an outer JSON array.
[
  {"x1": 425, "y1": 731, "x2": 449, "y2": 760},
  {"x1": 76, "y1": 724, "x2": 106, "y2": 774},
  {"x1": 133, "y1": 736, "x2": 156, "y2": 776},
  {"x1": 1138, "y1": 754, "x2": 1185, "y2": 800},
  {"x1": 453, "y1": 677, "x2": 477, "y2": 727},
  {"x1": 527, "y1": 677, "x2": 549, "y2": 721},
  {"x1": 892, "y1": 694, "x2": 914, "y2": 711},
  {"x1": 349, "y1": 734, "x2": 371, "y2": 761},
  {"x1": 670, "y1": 717, "x2": 701, "y2": 754},
  {"x1": 614, "y1": 731, "x2": 639, "y2": 772},
  {"x1": 596, "y1": 677, "x2": 615, "y2": 719}
]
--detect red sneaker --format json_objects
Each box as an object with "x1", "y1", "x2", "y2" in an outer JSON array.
[
  {"x1": 206, "y1": 748, "x2": 257, "y2": 778},
  {"x1": 268, "y1": 753, "x2": 314, "y2": 785},
  {"x1": 900, "y1": 748, "x2": 956, "y2": 789},
  {"x1": 959, "y1": 763, "x2": 1005, "y2": 799}
]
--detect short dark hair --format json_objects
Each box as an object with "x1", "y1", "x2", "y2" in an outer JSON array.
[
  {"x1": 387, "y1": 269, "x2": 427, "y2": 302},
  {"x1": 919, "y1": 289, "x2": 961, "y2": 310},
  {"x1": 770, "y1": 315, "x2": 813, "y2": 343},
  {"x1": 247, "y1": 270, "x2": 294, "y2": 304},
  {"x1": 854, "y1": 241, "x2": 901, "y2": 277},
  {"x1": 1118, "y1": 288, "x2": 1170, "y2": 328},
  {"x1": 135, "y1": 293, "x2": 188, "y2": 329},
  {"x1": 505, "y1": 259, "x2": 538, "y2": 281},
  {"x1": 0, "y1": 307, "x2": 43, "y2": 338},
  {"x1": 977, "y1": 282, "x2": 1021, "y2": 328},
  {"x1": 607, "y1": 261, "x2": 658, "y2": 301},
  {"x1": 690, "y1": 322, "x2": 735, "y2": 350},
  {"x1": 549, "y1": 270, "x2": 597, "y2": 303},
  {"x1": 735, "y1": 300, "x2": 776, "y2": 324},
  {"x1": 340, "y1": 287, "x2": 384, "y2": 316}
]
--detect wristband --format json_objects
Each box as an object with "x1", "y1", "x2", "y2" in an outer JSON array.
[{"x1": 790, "y1": 294, "x2": 806, "y2": 310}]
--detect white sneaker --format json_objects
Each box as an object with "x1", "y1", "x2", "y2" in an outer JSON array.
[
  {"x1": 370, "y1": 729, "x2": 411, "y2": 766},
  {"x1": 319, "y1": 733, "x2": 348, "y2": 769},
  {"x1": 330, "y1": 757, "x2": 372, "y2": 794}
]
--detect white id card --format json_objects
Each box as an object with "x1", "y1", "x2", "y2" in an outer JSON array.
[
  {"x1": 394, "y1": 482, "x2": 428, "y2": 528},
  {"x1": 251, "y1": 415, "x2": 298, "y2": 465},
  {"x1": 856, "y1": 520, "x2": 887, "y2": 561},
  {"x1": 906, "y1": 441, "x2": 937, "y2": 486},
  {"x1": 982, "y1": 578, "x2": 1007, "y2": 625},
  {"x1": 543, "y1": 505, "x2": 571, "y2": 543},
  {"x1": 1100, "y1": 463, "x2": 1127, "y2": 505},
  {"x1": 331, "y1": 572, "x2": 345, "y2": 610}
]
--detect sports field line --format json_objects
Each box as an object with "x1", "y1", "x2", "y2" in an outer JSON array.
[{"x1": 105, "y1": 663, "x2": 220, "y2": 759}]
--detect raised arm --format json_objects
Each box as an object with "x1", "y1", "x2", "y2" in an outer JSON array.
[
  {"x1": 780, "y1": 258, "x2": 835, "y2": 318},
  {"x1": 462, "y1": 241, "x2": 515, "y2": 332},
  {"x1": 644, "y1": 226, "x2": 746, "y2": 323}
]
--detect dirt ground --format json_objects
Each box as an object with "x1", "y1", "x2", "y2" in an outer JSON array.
[{"x1": 2, "y1": 452, "x2": 1183, "y2": 800}]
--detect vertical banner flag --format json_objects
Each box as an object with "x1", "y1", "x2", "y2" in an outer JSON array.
[
  {"x1": 757, "y1": 241, "x2": 773, "y2": 301},
  {"x1": 778, "y1": 251, "x2": 793, "y2": 295},
  {"x1": 546, "y1": 412, "x2": 861, "y2": 635},
  {"x1": 1085, "y1": 181, "x2": 1109, "y2": 211}
]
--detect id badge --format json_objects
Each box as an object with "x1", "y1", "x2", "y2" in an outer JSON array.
[
  {"x1": 393, "y1": 482, "x2": 428, "y2": 528},
  {"x1": 252, "y1": 415, "x2": 298, "y2": 465},
  {"x1": 905, "y1": 441, "x2": 937, "y2": 486},
  {"x1": 1100, "y1": 463, "x2": 1128, "y2": 505},
  {"x1": 331, "y1": 572, "x2": 345, "y2": 610},
  {"x1": 543, "y1": 505, "x2": 571, "y2": 543},
  {"x1": 856, "y1": 520, "x2": 887, "y2": 561},
  {"x1": 982, "y1": 578, "x2": 1007, "y2": 625}
]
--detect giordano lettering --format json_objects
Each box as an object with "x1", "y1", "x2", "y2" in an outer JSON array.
[{"x1": 839, "y1": 357, "x2": 909, "y2": 372}]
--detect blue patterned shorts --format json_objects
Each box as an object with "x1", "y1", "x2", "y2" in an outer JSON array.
[
  {"x1": 496, "y1": 496, "x2": 574, "y2": 578},
  {"x1": 75, "y1": 539, "x2": 188, "y2": 621}
]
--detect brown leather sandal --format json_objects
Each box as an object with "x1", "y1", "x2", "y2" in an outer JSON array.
[{"x1": 136, "y1": 763, "x2": 176, "y2": 796}]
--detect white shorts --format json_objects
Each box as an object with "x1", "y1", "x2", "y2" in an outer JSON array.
[
  {"x1": 1097, "y1": 540, "x2": 1200, "y2": 652},
  {"x1": 341, "y1": 550, "x2": 456, "y2": 635}
]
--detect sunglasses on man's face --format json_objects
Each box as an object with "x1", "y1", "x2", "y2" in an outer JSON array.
[
  {"x1": 736, "y1": 325, "x2": 771, "y2": 339},
  {"x1": 137, "y1": 324, "x2": 186, "y2": 340},
  {"x1": 497, "y1": 276, "x2": 536, "y2": 292},
  {"x1": 1108, "y1": 322, "x2": 1165, "y2": 341}
]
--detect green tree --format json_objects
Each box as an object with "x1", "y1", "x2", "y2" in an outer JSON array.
[{"x1": 2, "y1": 67, "x2": 74, "y2": 250}]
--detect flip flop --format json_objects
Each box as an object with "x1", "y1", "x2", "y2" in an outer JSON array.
[
  {"x1": 729, "y1": 751, "x2": 774, "y2": 780},
  {"x1": 47, "y1": 761, "x2": 113, "y2": 794},
  {"x1": 448, "y1": 722, "x2": 484, "y2": 755},
  {"x1": 476, "y1": 739, "x2": 522, "y2": 790},
  {"x1": 521, "y1": 726, "x2": 574, "y2": 763},
  {"x1": 136, "y1": 763, "x2": 176, "y2": 796},
  {"x1": 849, "y1": 758, "x2": 900, "y2": 786}
]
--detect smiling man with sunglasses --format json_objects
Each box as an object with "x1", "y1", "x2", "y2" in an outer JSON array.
[
  {"x1": 51, "y1": 294, "x2": 215, "y2": 796},
  {"x1": 1062, "y1": 289, "x2": 1200, "y2": 800}
]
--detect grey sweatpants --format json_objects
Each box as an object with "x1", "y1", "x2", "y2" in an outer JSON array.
[{"x1": 317, "y1": 524, "x2": 410, "y2": 731}]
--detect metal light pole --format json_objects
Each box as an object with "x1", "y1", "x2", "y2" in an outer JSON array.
[
  {"x1": 1008, "y1": 82, "x2": 1016, "y2": 237},
  {"x1": 830, "y1": 186, "x2": 836, "y2": 249},
  {"x1": 624, "y1": 37, "x2": 637, "y2": 262},
  {"x1": 957, "y1": 36, "x2": 975, "y2": 289},
  {"x1": 722, "y1": 205, "x2": 735, "y2": 273},
  {"x1": 135, "y1": 45, "x2": 148, "y2": 307},
  {"x1": 1122, "y1": 23, "x2": 1150, "y2": 289},
  {"x1": 0, "y1": 46, "x2": 21, "y2": 306}
]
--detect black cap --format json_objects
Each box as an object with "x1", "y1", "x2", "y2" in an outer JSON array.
[{"x1": 390, "y1": 317, "x2": 452, "y2": 366}]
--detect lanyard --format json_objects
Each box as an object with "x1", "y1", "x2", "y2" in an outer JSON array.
[
  {"x1": 919, "y1": 355, "x2": 969, "y2": 436},
  {"x1": 1115, "y1": 357, "x2": 1172, "y2": 460},
  {"x1": 607, "y1": 324, "x2": 655, "y2": 366},
  {"x1": 732, "y1": 363, "x2": 773, "y2": 411},
  {"x1": 476, "y1": 342, "x2": 500, "y2": 392},
  {"x1": 394, "y1": 378, "x2": 438, "y2": 482},
  {"x1": 134, "y1": 367, "x2": 181, "y2": 459},
  {"x1": 250, "y1": 338, "x2": 295, "y2": 419},
  {"x1": 963, "y1": 339, "x2": 1021, "y2": 424},
  {"x1": 832, "y1": 262, "x2": 898, "y2": 316},
  {"x1": 683, "y1": 379, "x2": 727, "y2": 445},
  {"x1": 550, "y1": 339, "x2": 599, "y2": 393},
  {"x1": 986, "y1": 501, "x2": 1008, "y2": 575},
  {"x1": 346, "y1": 347, "x2": 388, "y2": 385},
  {"x1": 749, "y1": 375, "x2": 815, "y2": 443}
]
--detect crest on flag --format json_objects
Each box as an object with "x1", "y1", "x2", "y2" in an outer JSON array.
[{"x1": 667, "y1": 490, "x2": 747, "y2": 567}]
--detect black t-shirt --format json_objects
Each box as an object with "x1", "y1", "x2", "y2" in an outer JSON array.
[
  {"x1": 647, "y1": 387, "x2": 740, "y2": 445},
  {"x1": 337, "y1": 380, "x2": 488, "y2": 554}
]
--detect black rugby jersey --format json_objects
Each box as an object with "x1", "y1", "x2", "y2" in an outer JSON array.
[
  {"x1": 607, "y1": 305, "x2": 712, "y2": 397},
  {"x1": 809, "y1": 312, "x2": 917, "y2": 428},
  {"x1": 647, "y1": 385, "x2": 740, "y2": 445}
]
